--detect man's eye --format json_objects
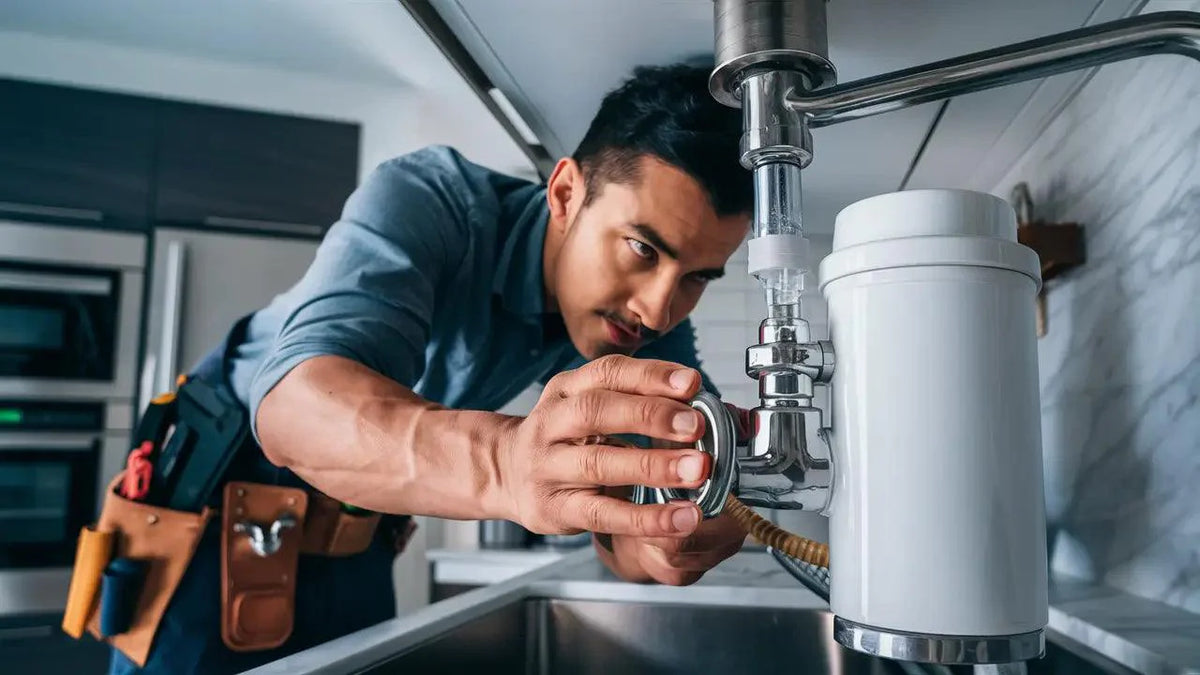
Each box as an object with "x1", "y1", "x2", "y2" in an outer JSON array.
[{"x1": 626, "y1": 238, "x2": 655, "y2": 260}]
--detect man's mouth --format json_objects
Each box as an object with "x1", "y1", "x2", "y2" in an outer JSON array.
[{"x1": 602, "y1": 315, "x2": 642, "y2": 348}]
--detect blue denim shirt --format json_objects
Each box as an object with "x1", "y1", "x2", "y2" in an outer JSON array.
[{"x1": 227, "y1": 146, "x2": 717, "y2": 437}]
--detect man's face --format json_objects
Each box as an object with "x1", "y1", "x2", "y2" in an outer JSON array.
[{"x1": 548, "y1": 155, "x2": 750, "y2": 359}]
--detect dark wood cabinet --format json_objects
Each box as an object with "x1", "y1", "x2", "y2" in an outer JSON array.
[
  {"x1": 154, "y1": 103, "x2": 360, "y2": 235},
  {"x1": 0, "y1": 79, "x2": 360, "y2": 238},
  {"x1": 0, "y1": 79, "x2": 156, "y2": 229}
]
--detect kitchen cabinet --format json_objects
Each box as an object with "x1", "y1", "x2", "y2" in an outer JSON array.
[
  {"x1": 0, "y1": 79, "x2": 156, "y2": 229},
  {"x1": 139, "y1": 227, "x2": 318, "y2": 406},
  {"x1": 153, "y1": 103, "x2": 359, "y2": 237}
]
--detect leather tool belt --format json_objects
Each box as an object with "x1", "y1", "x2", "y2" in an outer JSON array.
[{"x1": 61, "y1": 378, "x2": 418, "y2": 666}]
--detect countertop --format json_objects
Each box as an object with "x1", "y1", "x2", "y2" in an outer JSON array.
[
  {"x1": 426, "y1": 546, "x2": 568, "y2": 584},
  {"x1": 248, "y1": 550, "x2": 1200, "y2": 675}
]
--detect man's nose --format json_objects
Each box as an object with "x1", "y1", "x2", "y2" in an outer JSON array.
[{"x1": 630, "y1": 278, "x2": 675, "y2": 333}]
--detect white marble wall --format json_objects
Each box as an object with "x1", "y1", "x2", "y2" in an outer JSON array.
[{"x1": 991, "y1": 0, "x2": 1200, "y2": 614}]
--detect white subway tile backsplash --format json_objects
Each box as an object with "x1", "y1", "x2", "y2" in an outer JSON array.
[
  {"x1": 700, "y1": 352, "x2": 753, "y2": 385},
  {"x1": 695, "y1": 322, "x2": 757, "y2": 351},
  {"x1": 690, "y1": 290, "x2": 754, "y2": 322}
]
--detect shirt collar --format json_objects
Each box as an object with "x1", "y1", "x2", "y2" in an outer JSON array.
[{"x1": 492, "y1": 183, "x2": 550, "y2": 323}]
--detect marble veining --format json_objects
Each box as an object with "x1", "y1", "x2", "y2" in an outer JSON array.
[{"x1": 992, "y1": 0, "x2": 1200, "y2": 616}]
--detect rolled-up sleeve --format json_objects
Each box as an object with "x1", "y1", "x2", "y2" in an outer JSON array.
[{"x1": 247, "y1": 157, "x2": 467, "y2": 434}]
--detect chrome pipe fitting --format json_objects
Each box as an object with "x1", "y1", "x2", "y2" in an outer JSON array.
[{"x1": 710, "y1": 0, "x2": 836, "y2": 108}]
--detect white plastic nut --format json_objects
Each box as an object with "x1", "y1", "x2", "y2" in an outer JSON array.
[{"x1": 747, "y1": 234, "x2": 810, "y2": 276}]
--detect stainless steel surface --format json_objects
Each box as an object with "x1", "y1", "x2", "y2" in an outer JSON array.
[
  {"x1": 787, "y1": 11, "x2": 1200, "y2": 129},
  {"x1": 0, "y1": 423, "x2": 128, "y2": 616},
  {"x1": 141, "y1": 227, "x2": 318, "y2": 406},
  {"x1": 740, "y1": 71, "x2": 814, "y2": 168},
  {"x1": 737, "y1": 404, "x2": 833, "y2": 511},
  {"x1": 381, "y1": 599, "x2": 900, "y2": 674},
  {"x1": 746, "y1": 338, "x2": 834, "y2": 383},
  {"x1": 479, "y1": 519, "x2": 529, "y2": 549},
  {"x1": 155, "y1": 239, "x2": 185, "y2": 397},
  {"x1": 0, "y1": 433, "x2": 99, "y2": 451},
  {"x1": 735, "y1": 296, "x2": 835, "y2": 511},
  {"x1": 710, "y1": 0, "x2": 835, "y2": 107},
  {"x1": 234, "y1": 513, "x2": 298, "y2": 557},
  {"x1": 0, "y1": 220, "x2": 144, "y2": 269},
  {"x1": 0, "y1": 221, "x2": 145, "y2": 403},
  {"x1": 0, "y1": 569, "x2": 73, "y2": 617},
  {"x1": 661, "y1": 390, "x2": 737, "y2": 518},
  {"x1": 244, "y1": 551, "x2": 1150, "y2": 675},
  {"x1": 203, "y1": 215, "x2": 324, "y2": 237},
  {"x1": 835, "y1": 617, "x2": 1046, "y2": 666},
  {"x1": 368, "y1": 599, "x2": 1125, "y2": 675},
  {"x1": 0, "y1": 269, "x2": 112, "y2": 295},
  {"x1": 0, "y1": 201, "x2": 103, "y2": 222}
]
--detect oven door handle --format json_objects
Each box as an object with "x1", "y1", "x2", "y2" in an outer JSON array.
[
  {"x1": 0, "y1": 269, "x2": 114, "y2": 295},
  {"x1": 0, "y1": 433, "x2": 97, "y2": 451},
  {"x1": 155, "y1": 239, "x2": 187, "y2": 397}
]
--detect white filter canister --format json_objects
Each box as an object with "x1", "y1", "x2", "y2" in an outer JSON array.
[{"x1": 818, "y1": 189, "x2": 1048, "y2": 636}]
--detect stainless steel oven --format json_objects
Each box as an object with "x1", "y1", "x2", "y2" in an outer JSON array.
[
  {"x1": 0, "y1": 398, "x2": 134, "y2": 615},
  {"x1": 0, "y1": 220, "x2": 144, "y2": 402},
  {"x1": 0, "y1": 221, "x2": 144, "y2": 616},
  {"x1": 0, "y1": 262, "x2": 120, "y2": 381},
  {"x1": 0, "y1": 401, "x2": 104, "y2": 570}
]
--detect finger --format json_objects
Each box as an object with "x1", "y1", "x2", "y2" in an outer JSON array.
[
  {"x1": 549, "y1": 389, "x2": 705, "y2": 443},
  {"x1": 550, "y1": 354, "x2": 701, "y2": 400},
  {"x1": 646, "y1": 541, "x2": 745, "y2": 573},
  {"x1": 640, "y1": 514, "x2": 748, "y2": 553},
  {"x1": 563, "y1": 494, "x2": 702, "y2": 537},
  {"x1": 546, "y1": 445, "x2": 710, "y2": 489}
]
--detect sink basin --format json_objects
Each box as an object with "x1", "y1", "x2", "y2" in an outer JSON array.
[{"x1": 362, "y1": 599, "x2": 1135, "y2": 675}]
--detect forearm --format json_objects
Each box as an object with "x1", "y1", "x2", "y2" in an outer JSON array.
[{"x1": 255, "y1": 354, "x2": 516, "y2": 520}]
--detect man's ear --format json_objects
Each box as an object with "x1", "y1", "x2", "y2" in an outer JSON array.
[{"x1": 546, "y1": 157, "x2": 586, "y2": 232}]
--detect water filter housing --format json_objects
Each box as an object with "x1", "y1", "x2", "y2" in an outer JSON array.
[{"x1": 818, "y1": 189, "x2": 1049, "y2": 638}]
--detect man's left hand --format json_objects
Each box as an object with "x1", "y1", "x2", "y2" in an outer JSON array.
[{"x1": 595, "y1": 511, "x2": 746, "y2": 585}]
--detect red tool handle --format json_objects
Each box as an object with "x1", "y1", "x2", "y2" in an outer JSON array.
[{"x1": 121, "y1": 441, "x2": 154, "y2": 501}]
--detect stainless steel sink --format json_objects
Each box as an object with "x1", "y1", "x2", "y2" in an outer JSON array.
[{"x1": 361, "y1": 599, "x2": 1135, "y2": 675}]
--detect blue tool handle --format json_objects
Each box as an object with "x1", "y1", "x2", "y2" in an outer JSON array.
[{"x1": 99, "y1": 558, "x2": 148, "y2": 638}]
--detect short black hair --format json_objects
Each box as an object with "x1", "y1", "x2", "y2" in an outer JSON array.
[{"x1": 572, "y1": 63, "x2": 751, "y2": 216}]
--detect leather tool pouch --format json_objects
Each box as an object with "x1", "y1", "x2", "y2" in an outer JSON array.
[
  {"x1": 83, "y1": 474, "x2": 214, "y2": 667},
  {"x1": 221, "y1": 481, "x2": 308, "y2": 652},
  {"x1": 300, "y1": 492, "x2": 381, "y2": 557}
]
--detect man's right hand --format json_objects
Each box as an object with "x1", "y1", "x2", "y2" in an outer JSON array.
[{"x1": 495, "y1": 354, "x2": 710, "y2": 539}]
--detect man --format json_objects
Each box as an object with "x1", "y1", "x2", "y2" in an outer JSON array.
[{"x1": 111, "y1": 63, "x2": 752, "y2": 674}]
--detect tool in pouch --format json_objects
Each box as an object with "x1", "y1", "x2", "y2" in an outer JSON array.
[
  {"x1": 61, "y1": 386, "x2": 183, "y2": 642},
  {"x1": 59, "y1": 375, "x2": 262, "y2": 664},
  {"x1": 63, "y1": 374, "x2": 405, "y2": 665}
]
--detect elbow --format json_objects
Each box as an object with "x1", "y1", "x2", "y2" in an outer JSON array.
[
  {"x1": 259, "y1": 437, "x2": 289, "y2": 468},
  {"x1": 254, "y1": 387, "x2": 294, "y2": 468}
]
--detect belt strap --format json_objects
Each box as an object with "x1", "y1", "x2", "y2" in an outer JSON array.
[{"x1": 300, "y1": 492, "x2": 382, "y2": 557}]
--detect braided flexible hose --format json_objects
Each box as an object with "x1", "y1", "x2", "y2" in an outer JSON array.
[{"x1": 723, "y1": 493, "x2": 830, "y2": 567}]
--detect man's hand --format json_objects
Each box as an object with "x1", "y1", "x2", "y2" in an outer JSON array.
[
  {"x1": 595, "y1": 512, "x2": 746, "y2": 585},
  {"x1": 591, "y1": 401, "x2": 750, "y2": 584},
  {"x1": 494, "y1": 354, "x2": 712, "y2": 538}
]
